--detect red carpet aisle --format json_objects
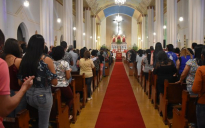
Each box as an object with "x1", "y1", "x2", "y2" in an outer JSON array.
[{"x1": 95, "y1": 62, "x2": 146, "y2": 128}]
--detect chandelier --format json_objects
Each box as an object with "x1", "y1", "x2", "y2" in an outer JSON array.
[
  {"x1": 115, "y1": 14, "x2": 123, "y2": 22},
  {"x1": 115, "y1": 0, "x2": 126, "y2": 5}
]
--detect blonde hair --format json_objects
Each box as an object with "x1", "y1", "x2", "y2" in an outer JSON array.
[{"x1": 180, "y1": 48, "x2": 193, "y2": 59}]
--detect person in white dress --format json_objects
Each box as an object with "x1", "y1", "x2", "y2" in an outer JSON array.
[{"x1": 136, "y1": 49, "x2": 144, "y2": 76}]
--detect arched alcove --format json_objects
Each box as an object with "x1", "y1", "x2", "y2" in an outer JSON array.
[{"x1": 17, "y1": 22, "x2": 29, "y2": 43}]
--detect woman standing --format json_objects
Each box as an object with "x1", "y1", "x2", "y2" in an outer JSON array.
[
  {"x1": 176, "y1": 48, "x2": 193, "y2": 77},
  {"x1": 192, "y1": 46, "x2": 205, "y2": 128},
  {"x1": 79, "y1": 51, "x2": 95, "y2": 100},
  {"x1": 136, "y1": 49, "x2": 144, "y2": 76},
  {"x1": 151, "y1": 42, "x2": 163, "y2": 67},
  {"x1": 18, "y1": 35, "x2": 57, "y2": 128},
  {"x1": 177, "y1": 45, "x2": 203, "y2": 94},
  {"x1": 2, "y1": 38, "x2": 26, "y2": 117},
  {"x1": 153, "y1": 51, "x2": 177, "y2": 102},
  {"x1": 142, "y1": 49, "x2": 153, "y2": 80}
]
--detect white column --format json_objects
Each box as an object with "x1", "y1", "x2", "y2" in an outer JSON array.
[
  {"x1": 142, "y1": 15, "x2": 147, "y2": 49},
  {"x1": 63, "y1": 0, "x2": 73, "y2": 45},
  {"x1": 167, "y1": 0, "x2": 177, "y2": 47},
  {"x1": 0, "y1": 0, "x2": 7, "y2": 37},
  {"x1": 147, "y1": 6, "x2": 154, "y2": 47},
  {"x1": 137, "y1": 22, "x2": 142, "y2": 48},
  {"x1": 40, "y1": 0, "x2": 54, "y2": 48},
  {"x1": 189, "y1": 0, "x2": 204, "y2": 46},
  {"x1": 91, "y1": 15, "x2": 96, "y2": 49},
  {"x1": 85, "y1": 8, "x2": 91, "y2": 49},
  {"x1": 96, "y1": 23, "x2": 101, "y2": 48},
  {"x1": 76, "y1": 0, "x2": 83, "y2": 49},
  {"x1": 155, "y1": 0, "x2": 164, "y2": 44}
]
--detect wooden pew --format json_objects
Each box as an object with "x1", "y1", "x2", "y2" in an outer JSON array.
[
  {"x1": 134, "y1": 62, "x2": 139, "y2": 81},
  {"x1": 71, "y1": 71, "x2": 80, "y2": 75},
  {"x1": 172, "y1": 90, "x2": 197, "y2": 128},
  {"x1": 151, "y1": 74, "x2": 158, "y2": 109},
  {"x1": 3, "y1": 109, "x2": 30, "y2": 128},
  {"x1": 72, "y1": 74, "x2": 87, "y2": 108},
  {"x1": 129, "y1": 63, "x2": 134, "y2": 76},
  {"x1": 158, "y1": 80, "x2": 186, "y2": 124},
  {"x1": 70, "y1": 79, "x2": 80, "y2": 123},
  {"x1": 105, "y1": 62, "x2": 110, "y2": 76},
  {"x1": 92, "y1": 68, "x2": 98, "y2": 91},
  {"x1": 145, "y1": 70, "x2": 152, "y2": 99},
  {"x1": 50, "y1": 89, "x2": 70, "y2": 128}
]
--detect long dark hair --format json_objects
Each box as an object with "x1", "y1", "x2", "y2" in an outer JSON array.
[
  {"x1": 2, "y1": 38, "x2": 21, "y2": 59},
  {"x1": 0, "y1": 29, "x2": 5, "y2": 55},
  {"x1": 145, "y1": 49, "x2": 151, "y2": 64},
  {"x1": 153, "y1": 42, "x2": 163, "y2": 62},
  {"x1": 80, "y1": 48, "x2": 85, "y2": 58},
  {"x1": 19, "y1": 34, "x2": 45, "y2": 78},
  {"x1": 194, "y1": 44, "x2": 203, "y2": 66},
  {"x1": 201, "y1": 46, "x2": 205, "y2": 65},
  {"x1": 157, "y1": 51, "x2": 170, "y2": 65}
]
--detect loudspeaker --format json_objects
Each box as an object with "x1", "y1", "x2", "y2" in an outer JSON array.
[
  {"x1": 163, "y1": 40, "x2": 166, "y2": 48},
  {"x1": 73, "y1": 40, "x2": 76, "y2": 49}
]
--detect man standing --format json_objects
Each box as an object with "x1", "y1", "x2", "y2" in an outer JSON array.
[
  {"x1": 61, "y1": 41, "x2": 73, "y2": 66},
  {"x1": 68, "y1": 45, "x2": 78, "y2": 71},
  {"x1": 166, "y1": 44, "x2": 178, "y2": 66}
]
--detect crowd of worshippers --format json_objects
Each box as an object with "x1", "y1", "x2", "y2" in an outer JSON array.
[
  {"x1": 126, "y1": 42, "x2": 205, "y2": 128},
  {"x1": 0, "y1": 29, "x2": 113, "y2": 128}
]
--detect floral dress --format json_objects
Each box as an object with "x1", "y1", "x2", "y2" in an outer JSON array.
[{"x1": 186, "y1": 59, "x2": 199, "y2": 93}]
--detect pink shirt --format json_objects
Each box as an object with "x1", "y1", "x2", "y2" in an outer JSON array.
[{"x1": 0, "y1": 58, "x2": 10, "y2": 128}]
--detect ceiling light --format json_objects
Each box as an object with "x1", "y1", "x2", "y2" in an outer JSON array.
[
  {"x1": 98, "y1": 36, "x2": 100, "y2": 39},
  {"x1": 83, "y1": 33, "x2": 86, "y2": 36},
  {"x1": 115, "y1": 14, "x2": 122, "y2": 22},
  {"x1": 179, "y1": 17, "x2": 183, "y2": 22},
  {"x1": 138, "y1": 37, "x2": 141, "y2": 40},
  {"x1": 163, "y1": 25, "x2": 166, "y2": 29},
  {"x1": 153, "y1": 32, "x2": 156, "y2": 36},
  {"x1": 90, "y1": 36, "x2": 92, "y2": 39},
  {"x1": 57, "y1": 18, "x2": 61, "y2": 23},
  {"x1": 73, "y1": 27, "x2": 76, "y2": 30},
  {"x1": 24, "y1": 0, "x2": 29, "y2": 7},
  {"x1": 147, "y1": 36, "x2": 148, "y2": 38},
  {"x1": 115, "y1": 0, "x2": 126, "y2": 5}
]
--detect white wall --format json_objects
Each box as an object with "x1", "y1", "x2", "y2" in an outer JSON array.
[
  {"x1": 100, "y1": 19, "x2": 106, "y2": 47},
  {"x1": 3, "y1": 0, "x2": 76, "y2": 47},
  {"x1": 131, "y1": 17, "x2": 138, "y2": 47}
]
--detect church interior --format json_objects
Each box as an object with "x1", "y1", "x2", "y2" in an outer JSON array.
[{"x1": 0, "y1": 0, "x2": 205, "y2": 128}]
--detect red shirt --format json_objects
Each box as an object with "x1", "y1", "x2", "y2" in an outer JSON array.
[{"x1": 0, "y1": 58, "x2": 10, "y2": 128}]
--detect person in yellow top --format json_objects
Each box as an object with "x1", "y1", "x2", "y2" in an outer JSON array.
[{"x1": 79, "y1": 50, "x2": 95, "y2": 100}]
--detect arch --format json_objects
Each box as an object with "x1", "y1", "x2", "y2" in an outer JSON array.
[{"x1": 17, "y1": 22, "x2": 29, "y2": 43}]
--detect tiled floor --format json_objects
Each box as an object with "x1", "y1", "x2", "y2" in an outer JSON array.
[{"x1": 70, "y1": 62, "x2": 168, "y2": 128}]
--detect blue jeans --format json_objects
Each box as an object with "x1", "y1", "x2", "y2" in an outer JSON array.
[
  {"x1": 8, "y1": 90, "x2": 27, "y2": 117},
  {"x1": 85, "y1": 77, "x2": 93, "y2": 98},
  {"x1": 26, "y1": 87, "x2": 53, "y2": 128},
  {"x1": 196, "y1": 104, "x2": 205, "y2": 128}
]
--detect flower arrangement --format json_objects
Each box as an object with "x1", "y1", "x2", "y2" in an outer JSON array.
[{"x1": 117, "y1": 39, "x2": 122, "y2": 44}]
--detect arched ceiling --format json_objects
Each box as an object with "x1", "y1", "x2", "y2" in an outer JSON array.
[{"x1": 85, "y1": 0, "x2": 153, "y2": 22}]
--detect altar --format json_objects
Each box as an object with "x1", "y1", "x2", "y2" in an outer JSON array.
[{"x1": 111, "y1": 35, "x2": 127, "y2": 53}]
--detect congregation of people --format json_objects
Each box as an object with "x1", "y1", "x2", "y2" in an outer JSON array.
[
  {"x1": 0, "y1": 29, "x2": 114, "y2": 128},
  {"x1": 126, "y1": 42, "x2": 205, "y2": 128}
]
